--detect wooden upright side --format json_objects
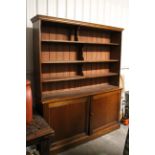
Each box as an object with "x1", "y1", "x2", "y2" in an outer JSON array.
[
  {"x1": 33, "y1": 20, "x2": 42, "y2": 111},
  {"x1": 109, "y1": 32, "x2": 122, "y2": 86}
]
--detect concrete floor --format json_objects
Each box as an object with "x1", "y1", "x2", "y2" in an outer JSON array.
[{"x1": 58, "y1": 125, "x2": 128, "y2": 155}]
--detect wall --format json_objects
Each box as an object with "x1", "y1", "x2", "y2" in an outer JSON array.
[{"x1": 26, "y1": 0, "x2": 129, "y2": 91}]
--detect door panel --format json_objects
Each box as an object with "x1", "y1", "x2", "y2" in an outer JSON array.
[
  {"x1": 91, "y1": 90, "x2": 121, "y2": 132},
  {"x1": 46, "y1": 97, "x2": 89, "y2": 142}
]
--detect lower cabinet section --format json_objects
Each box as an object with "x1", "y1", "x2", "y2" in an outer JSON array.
[
  {"x1": 43, "y1": 89, "x2": 121, "y2": 153},
  {"x1": 43, "y1": 97, "x2": 89, "y2": 150}
]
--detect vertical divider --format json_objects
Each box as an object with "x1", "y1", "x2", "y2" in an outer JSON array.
[
  {"x1": 67, "y1": 26, "x2": 72, "y2": 41},
  {"x1": 75, "y1": 26, "x2": 80, "y2": 41},
  {"x1": 77, "y1": 44, "x2": 83, "y2": 76}
]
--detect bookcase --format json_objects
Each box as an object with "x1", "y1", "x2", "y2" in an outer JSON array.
[{"x1": 31, "y1": 15, "x2": 123, "y2": 153}]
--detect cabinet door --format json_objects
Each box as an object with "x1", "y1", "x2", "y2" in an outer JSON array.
[
  {"x1": 91, "y1": 90, "x2": 121, "y2": 133},
  {"x1": 44, "y1": 97, "x2": 89, "y2": 142}
]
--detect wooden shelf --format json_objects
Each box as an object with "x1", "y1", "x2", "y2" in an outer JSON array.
[
  {"x1": 42, "y1": 83, "x2": 120, "y2": 103},
  {"x1": 41, "y1": 40, "x2": 120, "y2": 46},
  {"x1": 41, "y1": 60, "x2": 119, "y2": 64},
  {"x1": 42, "y1": 73, "x2": 118, "y2": 83}
]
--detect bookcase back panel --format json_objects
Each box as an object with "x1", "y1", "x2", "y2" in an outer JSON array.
[
  {"x1": 42, "y1": 77, "x2": 109, "y2": 94},
  {"x1": 41, "y1": 22, "x2": 71, "y2": 41},
  {"x1": 91, "y1": 77, "x2": 108, "y2": 85},
  {"x1": 42, "y1": 81, "x2": 73, "y2": 92},
  {"x1": 111, "y1": 32, "x2": 121, "y2": 44},
  {"x1": 41, "y1": 44, "x2": 77, "y2": 61},
  {"x1": 110, "y1": 46, "x2": 121, "y2": 60},
  {"x1": 42, "y1": 81, "x2": 76, "y2": 92},
  {"x1": 78, "y1": 28, "x2": 111, "y2": 43},
  {"x1": 42, "y1": 64, "x2": 78, "y2": 79},
  {"x1": 83, "y1": 64, "x2": 109, "y2": 76},
  {"x1": 108, "y1": 76, "x2": 119, "y2": 86},
  {"x1": 78, "y1": 78, "x2": 108, "y2": 87},
  {"x1": 109, "y1": 63, "x2": 120, "y2": 73},
  {"x1": 83, "y1": 46, "x2": 110, "y2": 61}
]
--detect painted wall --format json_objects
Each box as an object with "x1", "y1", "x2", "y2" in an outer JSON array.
[{"x1": 26, "y1": 0, "x2": 129, "y2": 91}]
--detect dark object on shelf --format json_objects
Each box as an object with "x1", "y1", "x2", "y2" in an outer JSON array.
[
  {"x1": 26, "y1": 115, "x2": 55, "y2": 155},
  {"x1": 26, "y1": 80, "x2": 33, "y2": 124},
  {"x1": 31, "y1": 15, "x2": 123, "y2": 153}
]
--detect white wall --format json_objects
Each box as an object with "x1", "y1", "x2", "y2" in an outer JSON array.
[{"x1": 26, "y1": 0, "x2": 129, "y2": 91}]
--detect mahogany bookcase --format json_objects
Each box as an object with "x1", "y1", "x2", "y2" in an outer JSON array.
[{"x1": 31, "y1": 15, "x2": 123, "y2": 153}]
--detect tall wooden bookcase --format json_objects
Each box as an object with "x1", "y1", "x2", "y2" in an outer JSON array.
[{"x1": 31, "y1": 15, "x2": 123, "y2": 153}]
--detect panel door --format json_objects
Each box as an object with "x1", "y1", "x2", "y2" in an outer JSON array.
[
  {"x1": 91, "y1": 90, "x2": 121, "y2": 133},
  {"x1": 44, "y1": 97, "x2": 89, "y2": 142}
]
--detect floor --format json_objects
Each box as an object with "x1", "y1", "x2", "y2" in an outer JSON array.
[{"x1": 58, "y1": 125, "x2": 128, "y2": 155}]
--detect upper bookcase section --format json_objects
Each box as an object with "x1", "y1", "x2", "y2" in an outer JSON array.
[{"x1": 31, "y1": 15, "x2": 124, "y2": 32}]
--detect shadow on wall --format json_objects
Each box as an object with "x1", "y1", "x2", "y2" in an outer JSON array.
[
  {"x1": 26, "y1": 27, "x2": 33, "y2": 75},
  {"x1": 26, "y1": 27, "x2": 36, "y2": 108}
]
